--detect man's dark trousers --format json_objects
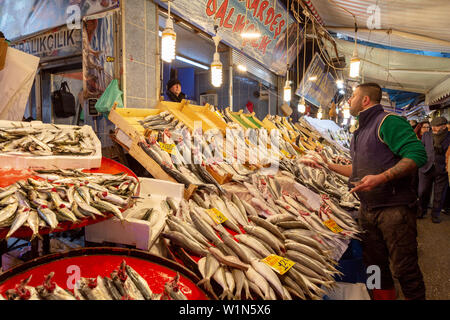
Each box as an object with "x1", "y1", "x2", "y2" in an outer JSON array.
[
  {"x1": 418, "y1": 167, "x2": 448, "y2": 219},
  {"x1": 359, "y1": 205, "x2": 426, "y2": 300}
]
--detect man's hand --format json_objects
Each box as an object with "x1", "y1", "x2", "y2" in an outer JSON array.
[
  {"x1": 300, "y1": 151, "x2": 329, "y2": 169},
  {"x1": 350, "y1": 174, "x2": 387, "y2": 193}
]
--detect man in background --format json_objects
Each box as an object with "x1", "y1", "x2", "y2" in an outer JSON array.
[{"x1": 418, "y1": 116, "x2": 450, "y2": 223}]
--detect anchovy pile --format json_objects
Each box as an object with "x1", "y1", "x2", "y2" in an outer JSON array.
[
  {"x1": 0, "y1": 125, "x2": 96, "y2": 156},
  {"x1": 138, "y1": 111, "x2": 185, "y2": 131},
  {"x1": 1, "y1": 260, "x2": 186, "y2": 300},
  {"x1": 0, "y1": 169, "x2": 138, "y2": 240}
]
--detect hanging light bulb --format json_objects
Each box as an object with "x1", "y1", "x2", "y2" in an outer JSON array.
[
  {"x1": 349, "y1": 30, "x2": 360, "y2": 78},
  {"x1": 336, "y1": 79, "x2": 344, "y2": 89},
  {"x1": 298, "y1": 97, "x2": 306, "y2": 113},
  {"x1": 161, "y1": 2, "x2": 176, "y2": 63},
  {"x1": 283, "y1": 80, "x2": 291, "y2": 102},
  {"x1": 317, "y1": 107, "x2": 323, "y2": 119},
  {"x1": 211, "y1": 34, "x2": 222, "y2": 87},
  {"x1": 350, "y1": 54, "x2": 360, "y2": 78}
]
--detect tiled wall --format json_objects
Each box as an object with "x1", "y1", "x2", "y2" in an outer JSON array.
[{"x1": 123, "y1": 0, "x2": 159, "y2": 109}]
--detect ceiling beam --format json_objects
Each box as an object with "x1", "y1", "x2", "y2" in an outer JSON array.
[{"x1": 326, "y1": 27, "x2": 450, "y2": 47}]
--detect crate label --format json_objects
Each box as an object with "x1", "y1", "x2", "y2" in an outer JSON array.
[
  {"x1": 323, "y1": 219, "x2": 343, "y2": 233},
  {"x1": 261, "y1": 254, "x2": 295, "y2": 275},
  {"x1": 159, "y1": 142, "x2": 176, "y2": 155},
  {"x1": 206, "y1": 208, "x2": 228, "y2": 224}
]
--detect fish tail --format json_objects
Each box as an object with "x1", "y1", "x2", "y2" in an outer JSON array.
[
  {"x1": 219, "y1": 290, "x2": 229, "y2": 300},
  {"x1": 197, "y1": 279, "x2": 214, "y2": 297}
]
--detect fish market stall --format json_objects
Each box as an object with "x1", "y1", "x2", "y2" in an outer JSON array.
[
  {"x1": 60, "y1": 99, "x2": 361, "y2": 301},
  {"x1": 0, "y1": 247, "x2": 212, "y2": 300}
]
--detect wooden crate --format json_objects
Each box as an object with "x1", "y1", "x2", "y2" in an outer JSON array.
[
  {"x1": 128, "y1": 140, "x2": 177, "y2": 183},
  {"x1": 108, "y1": 105, "x2": 162, "y2": 139},
  {"x1": 156, "y1": 100, "x2": 228, "y2": 135}
]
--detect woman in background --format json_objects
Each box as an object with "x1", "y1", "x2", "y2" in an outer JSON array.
[{"x1": 414, "y1": 121, "x2": 430, "y2": 140}]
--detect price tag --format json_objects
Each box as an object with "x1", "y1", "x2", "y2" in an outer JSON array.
[
  {"x1": 206, "y1": 208, "x2": 228, "y2": 224},
  {"x1": 159, "y1": 142, "x2": 176, "y2": 155},
  {"x1": 261, "y1": 254, "x2": 295, "y2": 275},
  {"x1": 323, "y1": 219, "x2": 343, "y2": 233}
]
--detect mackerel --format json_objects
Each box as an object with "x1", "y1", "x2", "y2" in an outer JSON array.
[
  {"x1": 234, "y1": 234, "x2": 272, "y2": 258},
  {"x1": 197, "y1": 254, "x2": 220, "y2": 296},
  {"x1": 212, "y1": 266, "x2": 230, "y2": 300},
  {"x1": 162, "y1": 231, "x2": 209, "y2": 257},
  {"x1": 248, "y1": 215, "x2": 285, "y2": 241},
  {"x1": 6, "y1": 207, "x2": 31, "y2": 239},
  {"x1": 126, "y1": 263, "x2": 159, "y2": 300},
  {"x1": 242, "y1": 225, "x2": 284, "y2": 255},
  {"x1": 207, "y1": 247, "x2": 249, "y2": 271},
  {"x1": 217, "y1": 229, "x2": 251, "y2": 264},
  {"x1": 250, "y1": 258, "x2": 286, "y2": 299},
  {"x1": 245, "y1": 266, "x2": 271, "y2": 300}
]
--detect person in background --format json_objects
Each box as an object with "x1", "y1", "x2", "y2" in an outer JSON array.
[
  {"x1": 303, "y1": 83, "x2": 427, "y2": 300},
  {"x1": 414, "y1": 121, "x2": 430, "y2": 141},
  {"x1": 166, "y1": 78, "x2": 186, "y2": 103},
  {"x1": 411, "y1": 121, "x2": 431, "y2": 207},
  {"x1": 409, "y1": 119, "x2": 418, "y2": 130},
  {"x1": 418, "y1": 116, "x2": 450, "y2": 223}
]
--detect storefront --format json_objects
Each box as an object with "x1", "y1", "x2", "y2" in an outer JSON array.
[
  {"x1": 1, "y1": 0, "x2": 121, "y2": 150},
  {"x1": 153, "y1": 0, "x2": 299, "y2": 119}
]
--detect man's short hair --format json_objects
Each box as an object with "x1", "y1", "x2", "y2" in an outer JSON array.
[{"x1": 357, "y1": 83, "x2": 382, "y2": 103}]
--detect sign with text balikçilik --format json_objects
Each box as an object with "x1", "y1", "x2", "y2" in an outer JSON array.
[
  {"x1": 158, "y1": 0, "x2": 300, "y2": 76},
  {"x1": 10, "y1": 26, "x2": 81, "y2": 59},
  {"x1": 296, "y1": 53, "x2": 337, "y2": 108}
]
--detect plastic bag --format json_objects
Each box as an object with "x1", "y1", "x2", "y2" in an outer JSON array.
[{"x1": 94, "y1": 79, "x2": 124, "y2": 117}]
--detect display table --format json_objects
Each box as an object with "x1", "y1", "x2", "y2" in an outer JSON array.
[
  {"x1": 0, "y1": 247, "x2": 211, "y2": 300},
  {"x1": 0, "y1": 157, "x2": 138, "y2": 267}
]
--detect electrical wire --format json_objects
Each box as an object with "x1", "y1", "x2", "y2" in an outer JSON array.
[{"x1": 286, "y1": 0, "x2": 289, "y2": 83}]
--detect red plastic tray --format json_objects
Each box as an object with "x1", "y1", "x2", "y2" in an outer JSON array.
[
  {"x1": 0, "y1": 157, "x2": 139, "y2": 239},
  {"x1": 0, "y1": 247, "x2": 210, "y2": 300}
]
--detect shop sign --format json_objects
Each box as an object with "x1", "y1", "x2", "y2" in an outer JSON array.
[
  {"x1": 158, "y1": 0, "x2": 299, "y2": 76},
  {"x1": 296, "y1": 53, "x2": 337, "y2": 108},
  {"x1": 10, "y1": 26, "x2": 81, "y2": 59},
  {"x1": 0, "y1": 0, "x2": 119, "y2": 41}
]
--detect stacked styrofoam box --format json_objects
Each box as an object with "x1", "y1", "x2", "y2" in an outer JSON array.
[
  {"x1": 84, "y1": 178, "x2": 184, "y2": 253},
  {"x1": 0, "y1": 120, "x2": 102, "y2": 169}
]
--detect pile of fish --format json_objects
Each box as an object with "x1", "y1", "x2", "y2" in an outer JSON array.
[
  {"x1": 158, "y1": 171, "x2": 361, "y2": 300},
  {"x1": 138, "y1": 111, "x2": 186, "y2": 131},
  {"x1": 1, "y1": 260, "x2": 187, "y2": 300},
  {"x1": 295, "y1": 151, "x2": 359, "y2": 209},
  {"x1": 0, "y1": 169, "x2": 138, "y2": 240},
  {"x1": 0, "y1": 125, "x2": 97, "y2": 156}
]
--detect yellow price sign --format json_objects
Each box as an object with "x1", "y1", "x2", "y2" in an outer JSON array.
[
  {"x1": 206, "y1": 208, "x2": 228, "y2": 224},
  {"x1": 159, "y1": 142, "x2": 176, "y2": 155},
  {"x1": 261, "y1": 254, "x2": 295, "y2": 275},
  {"x1": 323, "y1": 219, "x2": 343, "y2": 233}
]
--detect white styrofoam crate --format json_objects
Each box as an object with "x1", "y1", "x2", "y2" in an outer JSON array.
[
  {"x1": 0, "y1": 120, "x2": 102, "y2": 169},
  {"x1": 84, "y1": 178, "x2": 184, "y2": 252}
]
